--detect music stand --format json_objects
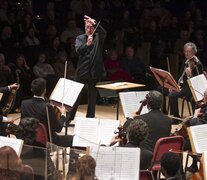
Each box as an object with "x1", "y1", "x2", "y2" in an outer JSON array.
[
  {"x1": 150, "y1": 67, "x2": 180, "y2": 113},
  {"x1": 150, "y1": 67, "x2": 180, "y2": 92}
]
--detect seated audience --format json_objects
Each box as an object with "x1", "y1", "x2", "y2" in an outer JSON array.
[
  {"x1": 0, "y1": 146, "x2": 34, "y2": 180},
  {"x1": 104, "y1": 49, "x2": 133, "y2": 82},
  {"x1": 69, "y1": 155, "x2": 97, "y2": 180},
  {"x1": 33, "y1": 51, "x2": 58, "y2": 96}
]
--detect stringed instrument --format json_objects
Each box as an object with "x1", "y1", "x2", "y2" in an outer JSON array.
[
  {"x1": 2, "y1": 70, "x2": 20, "y2": 116},
  {"x1": 114, "y1": 126, "x2": 127, "y2": 145}
]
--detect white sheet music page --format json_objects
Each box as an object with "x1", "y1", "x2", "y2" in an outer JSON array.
[
  {"x1": 50, "y1": 78, "x2": 84, "y2": 107},
  {"x1": 189, "y1": 124, "x2": 207, "y2": 153},
  {"x1": 0, "y1": 136, "x2": 24, "y2": 156},
  {"x1": 188, "y1": 74, "x2": 207, "y2": 102},
  {"x1": 99, "y1": 119, "x2": 120, "y2": 146},
  {"x1": 73, "y1": 118, "x2": 99, "y2": 147},
  {"x1": 89, "y1": 146, "x2": 140, "y2": 180},
  {"x1": 119, "y1": 91, "x2": 149, "y2": 118}
]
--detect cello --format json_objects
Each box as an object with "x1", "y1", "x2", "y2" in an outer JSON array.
[{"x1": 2, "y1": 70, "x2": 20, "y2": 116}]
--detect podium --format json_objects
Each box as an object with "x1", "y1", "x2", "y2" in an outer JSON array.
[{"x1": 96, "y1": 82, "x2": 145, "y2": 120}]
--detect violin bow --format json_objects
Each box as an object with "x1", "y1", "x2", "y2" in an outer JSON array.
[{"x1": 91, "y1": 21, "x2": 100, "y2": 36}]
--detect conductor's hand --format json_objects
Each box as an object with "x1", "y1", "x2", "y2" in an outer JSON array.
[
  {"x1": 9, "y1": 83, "x2": 20, "y2": 90},
  {"x1": 109, "y1": 135, "x2": 122, "y2": 146},
  {"x1": 87, "y1": 35, "x2": 93, "y2": 46},
  {"x1": 84, "y1": 15, "x2": 96, "y2": 25}
]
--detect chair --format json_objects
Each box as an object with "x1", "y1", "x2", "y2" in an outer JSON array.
[
  {"x1": 140, "y1": 170, "x2": 154, "y2": 180},
  {"x1": 148, "y1": 136, "x2": 185, "y2": 179},
  {"x1": 180, "y1": 96, "x2": 192, "y2": 118},
  {"x1": 36, "y1": 122, "x2": 49, "y2": 145}
]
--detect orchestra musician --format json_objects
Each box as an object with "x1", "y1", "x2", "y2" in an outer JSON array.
[
  {"x1": 20, "y1": 78, "x2": 73, "y2": 147},
  {"x1": 168, "y1": 42, "x2": 203, "y2": 119},
  {"x1": 110, "y1": 118, "x2": 152, "y2": 170},
  {"x1": 123, "y1": 90, "x2": 172, "y2": 152},
  {"x1": 0, "y1": 83, "x2": 19, "y2": 136},
  {"x1": 181, "y1": 89, "x2": 207, "y2": 173},
  {"x1": 68, "y1": 15, "x2": 107, "y2": 121}
]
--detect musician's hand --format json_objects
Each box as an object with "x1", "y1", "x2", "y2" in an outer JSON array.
[
  {"x1": 57, "y1": 106, "x2": 66, "y2": 117},
  {"x1": 109, "y1": 135, "x2": 122, "y2": 146},
  {"x1": 7, "y1": 117, "x2": 14, "y2": 123},
  {"x1": 193, "y1": 108, "x2": 202, "y2": 118},
  {"x1": 9, "y1": 83, "x2": 20, "y2": 90},
  {"x1": 169, "y1": 89, "x2": 173, "y2": 93},
  {"x1": 86, "y1": 35, "x2": 93, "y2": 46},
  {"x1": 185, "y1": 67, "x2": 192, "y2": 78}
]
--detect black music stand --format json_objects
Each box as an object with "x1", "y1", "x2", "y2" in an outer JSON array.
[{"x1": 150, "y1": 67, "x2": 180, "y2": 113}]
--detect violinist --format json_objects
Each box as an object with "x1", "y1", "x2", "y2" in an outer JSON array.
[
  {"x1": 123, "y1": 90, "x2": 172, "y2": 152},
  {"x1": 168, "y1": 42, "x2": 203, "y2": 119},
  {"x1": 20, "y1": 78, "x2": 73, "y2": 147},
  {"x1": 0, "y1": 83, "x2": 19, "y2": 136},
  {"x1": 183, "y1": 89, "x2": 207, "y2": 173},
  {"x1": 110, "y1": 118, "x2": 152, "y2": 170}
]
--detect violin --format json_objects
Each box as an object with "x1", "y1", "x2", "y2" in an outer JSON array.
[
  {"x1": 114, "y1": 126, "x2": 127, "y2": 145},
  {"x1": 2, "y1": 70, "x2": 20, "y2": 116}
]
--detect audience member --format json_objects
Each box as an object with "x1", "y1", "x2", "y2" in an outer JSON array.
[
  {"x1": 69, "y1": 155, "x2": 97, "y2": 180},
  {"x1": 0, "y1": 146, "x2": 34, "y2": 180},
  {"x1": 33, "y1": 51, "x2": 58, "y2": 96},
  {"x1": 104, "y1": 49, "x2": 133, "y2": 82}
]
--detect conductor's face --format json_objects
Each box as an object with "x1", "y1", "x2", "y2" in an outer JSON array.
[
  {"x1": 184, "y1": 46, "x2": 195, "y2": 60},
  {"x1": 85, "y1": 22, "x2": 94, "y2": 36}
]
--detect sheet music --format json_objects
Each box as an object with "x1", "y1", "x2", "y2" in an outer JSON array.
[
  {"x1": 0, "y1": 136, "x2": 24, "y2": 156},
  {"x1": 50, "y1": 78, "x2": 84, "y2": 107},
  {"x1": 72, "y1": 118, "x2": 119, "y2": 147},
  {"x1": 188, "y1": 74, "x2": 207, "y2": 102},
  {"x1": 119, "y1": 91, "x2": 149, "y2": 118},
  {"x1": 99, "y1": 119, "x2": 120, "y2": 145},
  {"x1": 90, "y1": 146, "x2": 140, "y2": 180},
  {"x1": 73, "y1": 118, "x2": 99, "y2": 147},
  {"x1": 188, "y1": 124, "x2": 207, "y2": 153}
]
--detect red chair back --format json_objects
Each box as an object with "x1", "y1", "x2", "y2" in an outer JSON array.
[
  {"x1": 149, "y1": 135, "x2": 184, "y2": 172},
  {"x1": 140, "y1": 170, "x2": 154, "y2": 180},
  {"x1": 36, "y1": 122, "x2": 49, "y2": 145}
]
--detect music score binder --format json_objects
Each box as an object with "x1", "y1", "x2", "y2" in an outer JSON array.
[
  {"x1": 73, "y1": 117, "x2": 120, "y2": 147},
  {"x1": 119, "y1": 91, "x2": 149, "y2": 118},
  {"x1": 50, "y1": 78, "x2": 84, "y2": 111},
  {"x1": 187, "y1": 74, "x2": 207, "y2": 102},
  {"x1": 187, "y1": 124, "x2": 207, "y2": 154},
  {"x1": 0, "y1": 136, "x2": 24, "y2": 156},
  {"x1": 150, "y1": 67, "x2": 180, "y2": 92}
]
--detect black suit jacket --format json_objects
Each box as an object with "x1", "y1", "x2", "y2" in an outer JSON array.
[
  {"x1": 124, "y1": 142, "x2": 152, "y2": 170},
  {"x1": 75, "y1": 25, "x2": 106, "y2": 82},
  {"x1": 124, "y1": 110, "x2": 172, "y2": 152},
  {"x1": 0, "y1": 86, "x2": 10, "y2": 135},
  {"x1": 21, "y1": 97, "x2": 65, "y2": 139}
]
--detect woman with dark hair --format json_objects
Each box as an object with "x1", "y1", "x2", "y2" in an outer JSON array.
[
  {"x1": 0, "y1": 146, "x2": 34, "y2": 180},
  {"x1": 69, "y1": 155, "x2": 97, "y2": 180}
]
